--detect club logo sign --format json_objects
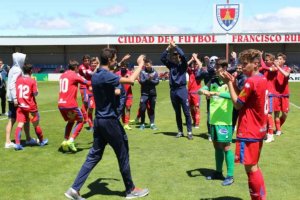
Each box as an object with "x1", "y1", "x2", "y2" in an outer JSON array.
[{"x1": 216, "y1": 4, "x2": 240, "y2": 31}]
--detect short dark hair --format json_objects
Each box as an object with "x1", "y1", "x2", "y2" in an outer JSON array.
[
  {"x1": 144, "y1": 58, "x2": 152, "y2": 65},
  {"x1": 277, "y1": 53, "x2": 286, "y2": 60},
  {"x1": 68, "y1": 59, "x2": 79, "y2": 70},
  {"x1": 265, "y1": 53, "x2": 275, "y2": 61},
  {"x1": 100, "y1": 48, "x2": 116, "y2": 65},
  {"x1": 216, "y1": 58, "x2": 228, "y2": 68},
  {"x1": 23, "y1": 63, "x2": 32, "y2": 74},
  {"x1": 239, "y1": 49, "x2": 261, "y2": 64},
  {"x1": 82, "y1": 54, "x2": 90, "y2": 61}
]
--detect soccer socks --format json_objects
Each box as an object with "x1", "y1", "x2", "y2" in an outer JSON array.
[
  {"x1": 224, "y1": 150, "x2": 234, "y2": 177},
  {"x1": 275, "y1": 118, "x2": 281, "y2": 132},
  {"x1": 34, "y1": 125, "x2": 44, "y2": 142},
  {"x1": 71, "y1": 121, "x2": 84, "y2": 139},
  {"x1": 267, "y1": 114, "x2": 274, "y2": 134},
  {"x1": 215, "y1": 148, "x2": 224, "y2": 173},
  {"x1": 247, "y1": 168, "x2": 266, "y2": 200},
  {"x1": 65, "y1": 122, "x2": 74, "y2": 140},
  {"x1": 15, "y1": 127, "x2": 22, "y2": 145},
  {"x1": 194, "y1": 106, "x2": 200, "y2": 126},
  {"x1": 87, "y1": 111, "x2": 93, "y2": 128}
]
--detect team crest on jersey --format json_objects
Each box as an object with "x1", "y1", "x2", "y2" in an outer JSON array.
[{"x1": 216, "y1": 4, "x2": 240, "y2": 31}]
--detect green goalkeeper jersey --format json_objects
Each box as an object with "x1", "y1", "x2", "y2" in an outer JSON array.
[{"x1": 202, "y1": 78, "x2": 233, "y2": 125}]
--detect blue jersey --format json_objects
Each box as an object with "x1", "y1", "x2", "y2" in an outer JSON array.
[
  {"x1": 160, "y1": 46, "x2": 188, "y2": 89},
  {"x1": 92, "y1": 68, "x2": 120, "y2": 119}
]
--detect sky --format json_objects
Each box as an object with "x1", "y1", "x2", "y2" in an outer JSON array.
[{"x1": 1, "y1": 0, "x2": 300, "y2": 36}]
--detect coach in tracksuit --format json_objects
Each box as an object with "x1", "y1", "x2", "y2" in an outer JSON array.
[
  {"x1": 139, "y1": 58, "x2": 159, "y2": 130},
  {"x1": 161, "y1": 41, "x2": 193, "y2": 140}
]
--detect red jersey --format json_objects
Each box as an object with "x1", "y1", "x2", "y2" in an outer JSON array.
[
  {"x1": 187, "y1": 67, "x2": 201, "y2": 92},
  {"x1": 115, "y1": 69, "x2": 133, "y2": 97},
  {"x1": 259, "y1": 68, "x2": 278, "y2": 96},
  {"x1": 78, "y1": 64, "x2": 92, "y2": 89},
  {"x1": 236, "y1": 74, "x2": 268, "y2": 140},
  {"x1": 275, "y1": 65, "x2": 291, "y2": 96},
  {"x1": 16, "y1": 75, "x2": 38, "y2": 112},
  {"x1": 58, "y1": 70, "x2": 89, "y2": 108}
]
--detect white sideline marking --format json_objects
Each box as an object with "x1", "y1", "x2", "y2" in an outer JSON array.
[
  {"x1": 0, "y1": 109, "x2": 58, "y2": 121},
  {"x1": 290, "y1": 102, "x2": 300, "y2": 110}
]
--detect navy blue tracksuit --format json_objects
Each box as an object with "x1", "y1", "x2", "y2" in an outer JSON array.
[
  {"x1": 71, "y1": 68, "x2": 135, "y2": 194},
  {"x1": 161, "y1": 47, "x2": 192, "y2": 133},
  {"x1": 139, "y1": 67, "x2": 159, "y2": 124}
]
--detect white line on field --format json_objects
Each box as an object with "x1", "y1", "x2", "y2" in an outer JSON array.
[
  {"x1": 290, "y1": 102, "x2": 300, "y2": 110},
  {"x1": 0, "y1": 109, "x2": 58, "y2": 121}
]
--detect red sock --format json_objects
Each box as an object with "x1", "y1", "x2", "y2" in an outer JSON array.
[
  {"x1": 81, "y1": 105, "x2": 88, "y2": 122},
  {"x1": 195, "y1": 107, "x2": 200, "y2": 126},
  {"x1": 124, "y1": 113, "x2": 130, "y2": 124},
  {"x1": 280, "y1": 115, "x2": 286, "y2": 127},
  {"x1": 247, "y1": 169, "x2": 266, "y2": 200},
  {"x1": 275, "y1": 118, "x2": 281, "y2": 131},
  {"x1": 15, "y1": 127, "x2": 22, "y2": 145},
  {"x1": 65, "y1": 122, "x2": 74, "y2": 140},
  {"x1": 35, "y1": 125, "x2": 44, "y2": 142},
  {"x1": 71, "y1": 121, "x2": 84, "y2": 139},
  {"x1": 88, "y1": 111, "x2": 93, "y2": 127},
  {"x1": 267, "y1": 114, "x2": 274, "y2": 134}
]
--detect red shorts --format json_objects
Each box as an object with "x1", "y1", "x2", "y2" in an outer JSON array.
[
  {"x1": 80, "y1": 88, "x2": 89, "y2": 103},
  {"x1": 59, "y1": 107, "x2": 83, "y2": 122},
  {"x1": 188, "y1": 93, "x2": 200, "y2": 107},
  {"x1": 16, "y1": 108, "x2": 40, "y2": 123},
  {"x1": 273, "y1": 96, "x2": 289, "y2": 112},
  {"x1": 88, "y1": 95, "x2": 95, "y2": 109},
  {"x1": 125, "y1": 96, "x2": 133, "y2": 108},
  {"x1": 235, "y1": 140, "x2": 263, "y2": 165}
]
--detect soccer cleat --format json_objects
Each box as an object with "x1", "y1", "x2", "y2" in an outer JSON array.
[
  {"x1": 206, "y1": 171, "x2": 225, "y2": 180},
  {"x1": 64, "y1": 188, "x2": 86, "y2": 200},
  {"x1": 25, "y1": 138, "x2": 39, "y2": 146},
  {"x1": 61, "y1": 141, "x2": 69, "y2": 152},
  {"x1": 4, "y1": 142, "x2": 16, "y2": 149},
  {"x1": 124, "y1": 124, "x2": 132, "y2": 130},
  {"x1": 194, "y1": 125, "x2": 199, "y2": 129},
  {"x1": 150, "y1": 124, "x2": 158, "y2": 130},
  {"x1": 175, "y1": 132, "x2": 184, "y2": 138},
  {"x1": 139, "y1": 124, "x2": 145, "y2": 130},
  {"x1": 126, "y1": 187, "x2": 149, "y2": 199},
  {"x1": 275, "y1": 130, "x2": 282, "y2": 136},
  {"x1": 40, "y1": 138, "x2": 49, "y2": 146},
  {"x1": 187, "y1": 132, "x2": 193, "y2": 140},
  {"x1": 67, "y1": 141, "x2": 77, "y2": 152},
  {"x1": 265, "y1": 134, "x2": 274, "y2": 143},
  {"x1": 222, "y1": 176, "x2": 234, "y2": 186},
  {"x1": 14, "y1": 144, "x2": 24, "y2": 151}
]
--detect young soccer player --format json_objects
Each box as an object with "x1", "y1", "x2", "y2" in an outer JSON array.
[
  {"x1": 14, "y1": 64, "x2": 48, "y2": 150},
  {"x1": 220, "y1": 49, "x2": 268, "y2": 200},
  {"x1": 187, "y1": 53, "x2": 203, "y2": 128},
  {"x1": 161, "y1": 40, "x2": 193, "y2": 140},
  {"x1": 138, "y1": 58, "x2": 159, "y2": 130},
  {"x1": 58, "y1": 60, "x2": 90, "y2": 152},
  {"x1": 199, "y1": 59, "x2": 234, "y2": 186},
  {"x1": 65, "y1": 48, "x2": 149, "y2": 200},
  {"x1": 273, "y1": 53, "x2": 291, "y2": 136}
]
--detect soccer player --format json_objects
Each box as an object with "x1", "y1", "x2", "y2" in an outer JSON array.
[
  {"x1": 199, "y1": 59, "x2": 234, "y2": 186},
  {"x1": 138, "y1": 58, "x2": 159, "y2": 130},
  {"x1": 5, "y1": 52, "x2": 37, "y2": 149},
  {"x1": 187, "y1": 53, "x2": 203, "y2": 129},
  {"x1": 116, "y1": 61, "x2": 134, "y2": 130},
  {"x1": 259, "y1": 53, "x2": 278, "y2": 143},
  {"x1": 78, "y1": 55, "x2": 93, "y2": 129},
  {"x1": 220, "y1": 49, "x2": 268, "y2": 200},
  {"x1": 14, "y1": 64, "x2": 48, "y2": 150},
  {"x1": 64, "y1": 48, "x2": 149, "y2": 200},
  {"x1": 58, "y1": 60, "x2": 90, "y2": 152},
  {"x1": 161, "y1": 40, "x2": 193, "y2": 140},
  {"x1": 273, "y1": 53, "x2": 291, "y2": 136}
]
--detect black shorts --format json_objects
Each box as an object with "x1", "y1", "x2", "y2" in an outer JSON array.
[{"x1": 8, "y1": 101, "x2": 17, "y2": 119}]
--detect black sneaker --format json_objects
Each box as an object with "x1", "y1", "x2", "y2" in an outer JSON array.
[
  {"x1": 126, "y1": 187, "x2": 149, "y2": 199},
  {"x1": 206, "y1": 171, "x2": 225, "y2": 180},
  {"x1": 222, "y1": 176, "x2": 234, "y2": 186}
]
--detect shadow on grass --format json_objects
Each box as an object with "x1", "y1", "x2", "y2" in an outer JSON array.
[
  {"x1": 153, "y1": 131, "x2": 178, "y2": 137},
  {"x1": 186, "y1": 168, "x2": 215, "y2": 178},
  {"x1": 82, "y1": 178, "x2": 124, "y2": 198},
  {"x1": 200, "y1": 197, "x2": 243, "y2": 200}
]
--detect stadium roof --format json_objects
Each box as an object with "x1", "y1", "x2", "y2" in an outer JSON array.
[{"x1": 1, "y1": 33, "x2": 300, "y2": 46}]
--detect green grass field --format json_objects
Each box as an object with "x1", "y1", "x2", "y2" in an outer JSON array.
[{"x1": 0, "y1": 81, "x2": 299, "y2": 200}]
